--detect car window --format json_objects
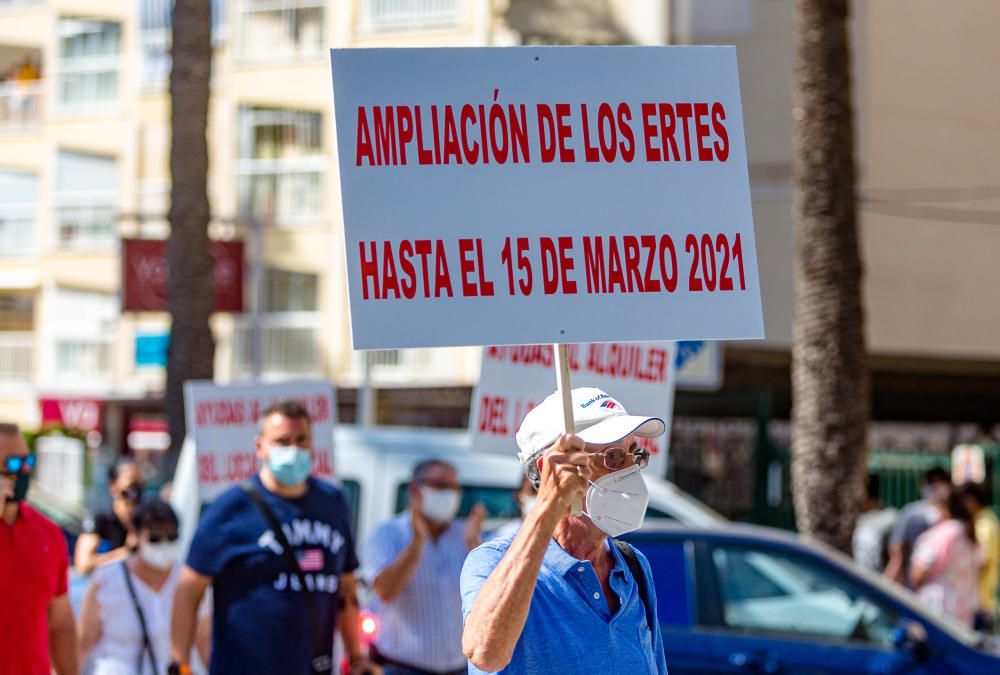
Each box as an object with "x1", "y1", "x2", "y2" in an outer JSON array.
[
  {"x1": 339, "y1": 479, "x2": 362, "y2": 535},
  {"x1": 395, "y1": 483, "x2": 520, "y2": 519},
  {"x1": 710, "y1": 545, "x2": 899, "y2": 646}
]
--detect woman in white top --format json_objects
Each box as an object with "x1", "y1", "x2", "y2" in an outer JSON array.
[{"x1": 78, "y1": 500, "x2": 210, "y2": 675}]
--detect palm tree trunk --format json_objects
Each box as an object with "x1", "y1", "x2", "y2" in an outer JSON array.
[
  {"x1": 791, "y1": 0, "x2": 870, "y2": 552},
  {"x1": 165, "y1": 0, "x2": 214, "y2": 471}
]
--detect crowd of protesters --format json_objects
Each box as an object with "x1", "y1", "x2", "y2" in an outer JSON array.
[
  {"x1": 7, "y1": 400, "x2": 1000, "y2": 675},
  {"x1": 852, "y1": 466, "x2": 1000, "y2": 630},
  {"x1": 1, "y1": 386, "x2": 667, "y2": 675}
]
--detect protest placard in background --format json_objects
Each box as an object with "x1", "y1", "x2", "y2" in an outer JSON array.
[
  {"x1": 470, "y1": 342, "x2": 677, "y2": 476},
  {"x1": 675, "y1": 340, "x2": 722, "y2": 390},
  {"x1": 331, "y1": 47, "x2": 763, "y2": 349},
  {"x1": 183, "y1": 380, "x2": 337, "y2": 501}
]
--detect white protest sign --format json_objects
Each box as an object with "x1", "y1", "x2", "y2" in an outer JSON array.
[
  {"x1": 183, "y1": 380, "x2": 337, "y2": 501},
  {"x1": 331, "y1": 47, "x2": 763, "y2": 349},
  {"x1": 470, "y1": 342, "x2": 677, "y2": 476}
]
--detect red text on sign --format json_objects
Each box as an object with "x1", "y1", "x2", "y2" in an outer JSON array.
[
  {"x1": 582, "y1": 235, "x2": 679, "y2": 294},
  {"x1": 684, "y1": 233, "x2": 746, "y2": 292},
  {"x1": 640, "y1": 102, "x2": 729, "y2": 162},
  {"x1": 359, "y1": 239, "x2": 455, "y2": 300}
]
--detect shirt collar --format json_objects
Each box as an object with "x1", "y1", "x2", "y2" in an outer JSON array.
[{"x1": 544, "y1": 536, "x2": 628, "y2": 578}]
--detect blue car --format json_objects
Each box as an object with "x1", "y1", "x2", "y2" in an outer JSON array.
[{"x1": 622, "y1": 523, "x2": 1000, "y2": 674}]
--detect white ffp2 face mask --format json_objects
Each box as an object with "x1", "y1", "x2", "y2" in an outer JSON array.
[
  {"x1": 139, "y1": 541, "x2": 179, "y2": 570},
  {"x1": 584, "y1": 465, "x2": 649, "y2": 537},
  {"x1": 419, "y1": 486, "x2": 461, "y2": 523}
]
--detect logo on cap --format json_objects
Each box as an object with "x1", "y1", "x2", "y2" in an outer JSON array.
[
  {"x1": 579, "y1": 393, "x2": 611, "y2": 408},
  {"x1": 600, "y1": 401, "x2": 617, "y2": 409}
]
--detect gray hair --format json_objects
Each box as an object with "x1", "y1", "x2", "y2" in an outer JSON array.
[
  {"x1": 411, "y1": 459, "x2": 456, "y2": 484},
  {"x1": 522, "y1": 448, "x2": 545, "y2": 489}
]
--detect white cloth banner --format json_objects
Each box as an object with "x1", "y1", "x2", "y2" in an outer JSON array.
[
  {"x1": 331, "y1": 46, "x2": 764, "y2": 349},
  {"x1": 183, "y1": 380, "x2": 338, "y2": 501},
  {"x1": 470, "y1": 343, "x2": 677, "y2": 477}
]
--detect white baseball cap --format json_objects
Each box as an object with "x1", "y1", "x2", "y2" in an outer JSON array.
[{"x1": 515, "y1": 387, "x2": 665, "y2": 463}]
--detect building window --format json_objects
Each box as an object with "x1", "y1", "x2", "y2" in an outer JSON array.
[
  {"x1": 357, "y1": 0, "x2": 461, "y2": 33},
  {"x1": 240, "y1": 0, "x2": 324, "y2": 60},
  {"x1": 56, "y1": 18, "x2": 121, "y2": 113},
  {"x1": 0, "y1": 169, "x2": 38, "y2": 257},
  {"x1": 139, "y1": 0, "x2": 227, "y2": 91},
  {"x1": 234, "y1": 269, "x2": 319, "y2": 379},
  {"x1": 265, "y1": 268, "x2": 317, "y2": 312},
  {"x1": 53, "y1": 150, "x2": 118, "y2": 250},
  {"x1": 48, "y1": 287, "x2": 116, "y2": 384},
  {"x1": 237, "y1": 106, "x2": 325, "y2": 228}
]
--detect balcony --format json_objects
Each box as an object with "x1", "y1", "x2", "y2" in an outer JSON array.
[
  {"x1": 53, "y1": 196, "x2": 116, "y2": 251},
  {"x1": 357, "y1": 0, "x2": 461, "y2": 33},
  {"x1": 233, "y1": 312, "x2": 321, "y2": 379},
  {"x1": 55, "y1": 18, "x2": 121, "y2": 115},
  {"x1": 54, "y1": 337, "x2": 112, "y2": 383},
  {"x1": 0, "y1": 203, "x2": 36, "y2": 257},
  {"x1": 0, "y1": 0, "x2": 43, "y2": 9},
  {"x1": 237, "y1": 157, "x2": 325, "y2": 228},
  {"x1": 239, "y1": 0, "x2": 325, "y2": 61},
  {"x1": 0, "y1": 79, "x2": 42, "y2": 135},
  {"x1": 54, "y1": 54, "x2": 119, "y2": 115},
  {"x1": 350, "y1": 347, "x2": 466, "y2": 385},
  {"x1": 0, "y1": 331, "x2": 32, "y2": 385}
]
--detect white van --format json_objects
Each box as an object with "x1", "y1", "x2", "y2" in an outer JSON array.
[{"x1": 173, "y1": 424, "x2": 724, "y2": 552}]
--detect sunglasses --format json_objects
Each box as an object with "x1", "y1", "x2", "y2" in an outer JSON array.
[
  {"x1": 146, "y1": 533, "x2": 179, "y2": 544},
  {"x1": 3, "y1": 454, "x2": 35, "y2": 474},
  {"x1": 584, "y1": 442, "x2": 650, "y2": 471}
]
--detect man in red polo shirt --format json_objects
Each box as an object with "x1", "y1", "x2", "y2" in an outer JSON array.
[{"x1": 0, "y1": 422, "x2": 78, "y2": 675}]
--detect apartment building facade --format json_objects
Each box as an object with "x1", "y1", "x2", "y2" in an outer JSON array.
[{"x1": 0, "y1": 0, "x2": 505, "y2": 445}]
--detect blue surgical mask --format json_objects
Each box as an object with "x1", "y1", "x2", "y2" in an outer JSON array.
[{"x1": 267, "y1": 446, "x2": 313, "y2": 486}]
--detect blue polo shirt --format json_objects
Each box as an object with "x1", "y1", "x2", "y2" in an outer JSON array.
[{"x1": 461, "y1": 532, "x2": 668, "y2": 674}]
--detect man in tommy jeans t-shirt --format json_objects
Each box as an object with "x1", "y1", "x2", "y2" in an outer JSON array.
[{"x1": 169, "y1": 401, "x2": 378, "y2": 675}]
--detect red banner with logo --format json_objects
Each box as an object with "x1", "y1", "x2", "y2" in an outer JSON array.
[
  {"x1": 39, "y1": 398, "x2": 103, "y2": 432},
  {"x1": 122, "y1": 239, "x2": 244, "y2": 312}
]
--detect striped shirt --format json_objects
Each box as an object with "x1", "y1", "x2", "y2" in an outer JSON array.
[{"x1": 363, "y1": 512, "x2": 470, "y2": 672}]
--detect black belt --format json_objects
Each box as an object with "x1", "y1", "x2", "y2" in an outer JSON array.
[{"x1": 369, "y1": 643, "x2": 466, "y2": 675}]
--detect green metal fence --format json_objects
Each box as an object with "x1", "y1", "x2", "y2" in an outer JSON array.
[
  {"x1": 870, "y1": 445, "x2": 1000, "y2": 519},
  {"x1": 755, "y1": 440, "x2": 1000, "y2": 530}
]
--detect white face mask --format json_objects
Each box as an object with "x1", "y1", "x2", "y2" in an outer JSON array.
[
  {"x1": 584, "y1": 465, "x2": 649, "y2": 537},
  {"x1": 139, "y1": 541, "x2": 179, "y2": 570},
  {"x1": 419, "y1": 486, "x2": 461, "y2": 523},
  {"x1": 520, "y1": 495, "x2": 536, "y2": 518}
]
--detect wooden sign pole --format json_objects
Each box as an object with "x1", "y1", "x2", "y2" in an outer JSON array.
[{"x1": 553, "y1": 343, "x2": 583, "y2": 514}]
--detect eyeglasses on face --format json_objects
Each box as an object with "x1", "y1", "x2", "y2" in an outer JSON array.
[
  {"x1": 2, "y1": 454, "x2": 35, "y2": 474},
  {"x1": 584, "y1": 442, "x2": 650, "y2": 471}
]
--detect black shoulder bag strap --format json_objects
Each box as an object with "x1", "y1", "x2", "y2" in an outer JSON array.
[
  {"x1": 120, "y1": 561, "x2": 159, "y2": 675},
  {"x1": 614, "y1": 539, "x2": 656, "y2": 639},
  {"x1": 241, "y1": 481, "x2": 332, "y2": 674}
]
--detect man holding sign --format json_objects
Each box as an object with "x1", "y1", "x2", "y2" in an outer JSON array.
[{"x1": 460, "y1": 388, "x2": 668, "y2": 674}]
